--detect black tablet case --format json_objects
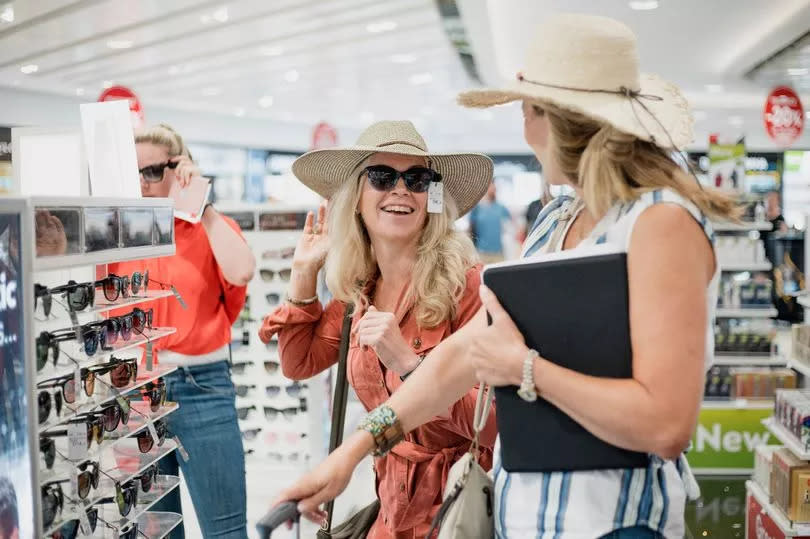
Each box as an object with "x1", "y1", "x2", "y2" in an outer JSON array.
[{"x1": 482, "y1": 250, "x2": 649, "y2": 472}]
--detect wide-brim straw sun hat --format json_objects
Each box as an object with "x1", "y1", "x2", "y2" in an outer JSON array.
[
  {"x1": 291, "y1": 120, "x2": 494, "y2": 217},
  {"x1": 458, "y1": 13, "x2": 694, "y2": 150}
]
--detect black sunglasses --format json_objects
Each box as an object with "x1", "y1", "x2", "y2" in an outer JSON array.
[
  {"x1": 139, "y1": 160, "x2": 179, "y2": 183},
  {"x1": 97, "y1": 479, "x2": 139, "y2": 516},
  {"x1": 35, "y1": 283, "x2": 53, "y2": 317},
  {"x1": 237, "y1": 405, "x2": 257, "y2": 420},
  {"x1": 266, "y1": 293, "x2": 281, "y2": 306},
  {"x1": 136, "y1": 419, "x2": 167, "y2": 453},
  {"x1": 235, "y1": 384, "x2": 256, "y2": 397},
  {"x1": 49, "y1": 280, "x2": 96, "y2": 312},
  {"x1": 54, "y1": 506, "x2": 98, "y2": 539},
  {"x1": 143, "y1": 379, "x2": 167, "y2": 412},
  {"x1": 42, "y1": 481, "x2": 65, "y2": 529},
  {"x1": 40, "y1": 436, "x2": 56, "y2": 469},
  {"x1": 361, "y1": 164, "x2": 441, "y2": 193},
  {"x1": 265, "y1": 382, "x2": 307, "y2": 399},
  {"x1": 89, "y1": 356, "x2": 138, "y2": 388},
  {"x1": 135, "y1": 464, "x2": 158, "y2": 493},
  {"x1": 44, "y1": 414, "x2": 106, "y2": 450},
  {"x1": 76, "y1": 460, "x2": 100, "y2": 499},
  {"x1": 96, "y1": 271, "x2": 149, "y2": 302},
  {"x1": 259, "y1": 268, "x2": 292, "y2": 282},
  {"x1": 90, "y1": 397, "x2": 131, "y2": 432}
]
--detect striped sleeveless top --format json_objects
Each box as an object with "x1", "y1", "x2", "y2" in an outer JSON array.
[{"x1": 493, "y1": 189, "x2": 718, "y2": 538}]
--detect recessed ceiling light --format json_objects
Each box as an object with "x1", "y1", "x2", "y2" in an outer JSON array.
[
  {"x1": 76, "y1": 88, "x2": 85, "y2": 96},
  {"x1": 693, "y1": 110, "x2": 707, "y2": 121},
  {"x1": 258, "y1": 95, "x2": 274, "y2": 108},
  {"x1": 0, "y1": 4, "x2": 14, "y2": 23},
  {"x1": 212, "y1": 6, "x2": 228, "y2": 22},
  {"x1": 409, "y1": 72, "x2": 433, "y2": 85},
  {"x1": 107, "y1": 39, "x2": 133, "y2": 49},
  {"x1": 628, "y1": 0, "x2": 659, "y2": 9},
  {"x1": 390, "y1": 54, "x2": 416, "y2": 64},
  {"x1": 728, "y1": 115, "x2": 745, "y2": 127},
  {"x1": 705, "y1": 84, "x2": 724, "y2": 93},
  {"x1": 103, "y1": 80, "x2": 114, "y2": 88},
  {"x1": 259, "y1": 45, "x2": 283, "y2": 56},
  {"x1": 284, "y1": 70, "x2": 300, "y2": 83},
  {"x1": 168, "y1": 65, "x2": 180, "y2": 75},
  {"x1": 20, "y1": 64, "x2": 38, "y2": 74},
  {"x1": 788, "y1": 67, "x2": 809, "y2": 76},
  {"x1": 234, "y1": 107, "x2": 246, "y2": 117},
  {"x1": 367, "y1": 21, "x2": 397, "y2": 33},
  {"x1": 360, "y1": 111, "x2": 375, "y2": 123},
  {"x1": 201, "y1": 87, "x2": 222, "y2": 96}
]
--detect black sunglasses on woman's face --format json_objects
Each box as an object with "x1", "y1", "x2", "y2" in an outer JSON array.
[
  {"x1": 139, "y1": 160, "x2": 179, "y2": 183},
  {"x1": 361, "y1": 165, "x2": 441, "y2": 193}
]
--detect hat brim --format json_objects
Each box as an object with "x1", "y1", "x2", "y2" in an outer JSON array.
[
  {"x1": 458, "y1": 73, "x2": 693, "y2": 149},
  {"x1": 291, "y1": 144, "x2": 494, "y2": 217}
]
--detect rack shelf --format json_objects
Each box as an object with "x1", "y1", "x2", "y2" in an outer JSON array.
[
  {"x1": 762, "y1": 417, "x2": 810, "y2": 460},
  {"x1": 716, "y1": 307, "x2": 778, "y2": 319},
  {"x1": 713, "y1": 354, "x2": 785, "y2": 366},
  {"x1": 702, "y1": 399, "x2": 774, "y2": 410},
  {"x1": 35, "y1": 289, "x2": 175, "y2": 325},
  {"x1": 720, "y1": 262, "x2": 773, "y2": 272},
  {"x1": 714, "y1": 222, "x2": 774, "y2": 232}
]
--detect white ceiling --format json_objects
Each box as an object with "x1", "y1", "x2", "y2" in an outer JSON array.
[{"x1": 0, "y1": 0, "x2": 809, "y2": 151}]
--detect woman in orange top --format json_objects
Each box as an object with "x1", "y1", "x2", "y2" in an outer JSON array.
[
  {"x1": 259, "y1": 121, "x2": 497, "y2": 538},
  {"x1": 110, "y1": 124, "x2": 255, "y2": 539}
]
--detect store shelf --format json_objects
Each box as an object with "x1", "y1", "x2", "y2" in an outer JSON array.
[
  {"x1": 747, "y1": 480, "x2": 810, "y2": 536},
  {"x1": 37, "y1": 365, "x2": 177, "y2": 434},
  {"x1": 716, "y1": 307, "x2": 778, "y2": 318},
  {"x1": 35, "y1": 245, "x2": 176, "y2": 272},
  {"x1": 702, "y1": 399, "x2": 774, "y2": 410},
  {"x1": 714, "y1": 222, "x2": 774, "y2": 232},
  {"x1": 35, "y1": 289, "x2": 175, "y2": 325},
  {"x1": 762, "y1": 417, "x2": 810, "y2": 460},
  {"x1": 720, "y1": 261, "x2": 773, "y2": 272},
  {"x1": 137, "y1": 511, "x2": 184, "y2": 539},
  {"x1": 713, "y1": 354, "x2": 785, "y2": 366},
  {"x1": 37, "y1": 326, "x2": 177, "y2": 382}
]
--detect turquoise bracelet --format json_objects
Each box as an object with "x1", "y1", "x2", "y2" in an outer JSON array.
[{"x1": 357, "y1": 405, "x2": 402, "y2": 456}]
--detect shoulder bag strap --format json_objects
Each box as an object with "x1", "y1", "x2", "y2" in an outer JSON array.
[{"x1": 322, "y1": 302, "x2": 354, "y2": 533}]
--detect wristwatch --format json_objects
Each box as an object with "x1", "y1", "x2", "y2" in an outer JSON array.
[{"x1": 517, "y1": 349, "x2": 540, "y2": 402}]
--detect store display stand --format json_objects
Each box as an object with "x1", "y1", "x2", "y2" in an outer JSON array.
[{"x1": 4, "y1": 197, "x2": 185, "y2": 538}]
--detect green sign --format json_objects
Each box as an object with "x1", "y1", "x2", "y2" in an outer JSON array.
[{"x1": 687, "y1": 407, "x2": 773, "y2": 471}]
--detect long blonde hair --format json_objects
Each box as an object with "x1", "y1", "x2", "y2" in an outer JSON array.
[
  {"x1": 134, "y1": 123, "x2": 190, "y2": 158},
  {"x1": 540, "y1": 103, "x2": 738, "y2": 220},
  {"x1": 325, "y1": 158, "x2": 478, "y2": 328}
]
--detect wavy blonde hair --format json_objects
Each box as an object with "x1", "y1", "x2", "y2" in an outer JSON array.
[
  {"x1": 537, "y1": 103, "x2": 738, "y2": 220},
  {"x1": 134, "y1": 123, "x2": 191, "y2": 158},
  {"x1": 325, "y1": 157, "x2": 478, "y2": 328}
]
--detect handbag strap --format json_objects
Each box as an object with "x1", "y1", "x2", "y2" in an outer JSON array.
[
  {"x1": 470, "y1": 383, "x2": 493, "y2": 455},
  {"x1": 322, "y1": 303, "x2": 354, "y2": 534}
]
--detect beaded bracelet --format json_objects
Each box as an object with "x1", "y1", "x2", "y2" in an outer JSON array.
[{"x1": 357, "y1": 405, "x2": 404, "y2": 457}]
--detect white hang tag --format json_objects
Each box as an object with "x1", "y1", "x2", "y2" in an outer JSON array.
[
  {"x1": 77, "y1": 506, "x2": 92, "y2": 534},
  {"x1": 171, "y1": 285, "x2": 188, "y2": 309},
  {"x1": 147, "y1": 419, "x2": 160, "y2": 445},
  {"x1": 68, "y1": 422, "x2": 88, "y2": 460},
  {"x1": 427, "y1": 182, "x2": 443, "y2": 214},
  {"x1": 145, "y1": 340, "x2": 154, "y2": 371},
  {"x1": 172, "y1": 435, "x2": 190, "y2": 462},
  {"x1": 69, "y1": 466, "x2": 80, "y2": 498}
]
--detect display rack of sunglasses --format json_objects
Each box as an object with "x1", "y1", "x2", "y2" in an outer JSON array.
[
  {"x1": 218, "y1": 203, "x2": 327, "y2": 537},
  {"x1": 32, "y1": 196, "x2": 176, "y2": 272}
]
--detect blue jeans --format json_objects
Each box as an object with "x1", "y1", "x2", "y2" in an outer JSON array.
[
  {"x1": 151, "y1": 360, "x2": 247, "y2": 538},
  {"x1": 600, "y1": 526, "x2": 664, "y2": 538}
]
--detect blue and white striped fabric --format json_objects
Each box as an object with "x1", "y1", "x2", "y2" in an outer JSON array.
[{"x1": 494, "y1": 189, "x2": 718, "y2": 538}]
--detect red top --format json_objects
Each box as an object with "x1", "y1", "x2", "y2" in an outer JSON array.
[
  {"x1": 109, "y1": 217, "x2": 247, "y2": 356},
  {"x1": 259, "y1": 266, "x2": 497, "y2": 538}
]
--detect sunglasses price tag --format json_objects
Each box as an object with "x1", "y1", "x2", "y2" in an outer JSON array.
[
  {"x1": 427, "y1": 181, "x2": 443, "y2": 214},
  {"x1": 171, "y1": 285, "x2": 188, "y2": 310},
  {"x1": 69, "y1": 466, "x2": 79, "y2": 498},
  {"x1": 68, "y1": 422, "x2": 88, "y2": 460},
  {"x1": 146, "y1": 419, "x2": 160, "y2": 446},
  {"x1": 145, "y1": 341, "x2": 154, "y2": 372},
  {"x1": 172, "y1": 435, "x2": 190, "y2": 462},
  {"x1": 78, "y1": 506, "x2": 92, "y2": 535}
]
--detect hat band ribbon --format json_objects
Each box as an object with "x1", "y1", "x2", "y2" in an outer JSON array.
[{"x1": 377, "y1": 140, "x2": 427, "y2": 151}]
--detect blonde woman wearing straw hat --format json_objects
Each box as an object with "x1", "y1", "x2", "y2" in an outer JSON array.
[
  {"x1": 259, "y1": 120, "x2": 497, "y2": 538},
  {"x1": 273, "y1": 14, "x2": 737, "y2": 538}
]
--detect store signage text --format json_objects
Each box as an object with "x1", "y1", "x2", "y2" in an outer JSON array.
[
  {"x1": 696, "y1": 496, "x2": 741, "y2": 522},
  {"x1": 764, "y1": 86, "x2": 805, "y2": 147},
  {"x1": 695, "y1": 422, "x2": 771, "y2": 453},
  {"x1": 0, "y1": 271, "x2": 17, "y2": 312}
]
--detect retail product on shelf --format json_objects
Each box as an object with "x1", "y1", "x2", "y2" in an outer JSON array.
[
  {"x1": 755, "y1": 445, "x2": 783, "y2": 495},
  {"x1": 771, "y1": 447, "x2": 810, "y2": 522},
  {"x1": 718, "y1": 275, "x2": 774, "y2": 309},
  {"x1": 715, "y1": 330, "x2": 773, "y2": 355},
  {"x1": 775, "y1": 390, "x2": 810, "y2": 451},
  {"x1": 703, "y1": 366, "x2": 796, "y2": 400},
  {"x1": 716, "y1": 235, "x2": 768, "y2": 266}
]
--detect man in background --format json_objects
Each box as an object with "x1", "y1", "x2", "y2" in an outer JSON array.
[
  {"x1": 0, "y1": 477, "x2": 18, "y2": 539},
  {"x1": 469, "y1": 181, "x2": 511, "y2": 263}
]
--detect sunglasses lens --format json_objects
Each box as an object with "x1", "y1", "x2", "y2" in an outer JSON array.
[
  {"x1": 266, "y1": 293, "x2": 280, "y2": 305},
  {"x1": 137, "y1": 432, "x2": 153, "y2": 453},
  {"x1": 103, "y1": 406, "x2": 120, "y2": 432},
  {"x1": 120, "y1": 316, "x2": 133, "y2": 340},
  {"x1": 102, "y1": 320, "x2": 118, "y2": 345},
  {"x1": 42, "y1": 491, "x2": 56, "y2": 527},
  {"x1": 260, "y1": 269, "x2": 273, "y2": 282},
  {"x1": 38, "y1": 392, "x2": 50, "y2": 424},
  {"x1": 264, "y1": 408, "x2": 277, "y2": 420},
  {"x1": 87, "y1": 508, "x2": 98, "y2": 533},
  {"x1": 264, "y1": 361, "x2": 279, "y2": 374},
  {"x1": 266, "y1": 386, "x2": 280, "y2": 398},
  {"x1": 110, "y1": 363, "x2": 131, "y2": 387},
  {"x1": 59, "y1": 519, "x2": 80, "y2": 539},
  {"x1": 279, "y1": 269, "x2": 291, "y2": 282},
  {"x1": 83, "y1": 331, "x2": 99, "y2": 356},
  {"x1": 103, "y1": 279, "x2": 119, "y2": 302},
  {"x1": 36, "y1": 337, "x2": 49, "y2": 370},
  {"x1": 133, "y1": 311, "x2": 145, "y2": 332},
  {"x1": 403, "y1": 168, "x2": 434, "y2": 192},
  {"x1": 43, "y1": 294, "x2": 52, "y2": 317},
  {"x1": 84, "y1": 371, "x2": 95, "y2": 396},
  {"x1": 121, "y1": 276, "x2": 130, "y2": 298},
  {"x1": 131, "y1": 273, "x2": 142, "y2": 295},
  {"x1": 366, "y1": 166, "x2": 397, "y2": 190},
  {"x1": 78, "y1": 472, "x2": 91, "y2": 499},
  {"x1": 63, "y1": 378, "x2": 76, "y2": 404}
]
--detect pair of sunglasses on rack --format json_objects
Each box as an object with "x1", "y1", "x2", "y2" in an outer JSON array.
[
  {"x1": 42, "y1": 481, "x2": 65, "y2": 528},
  {"x1": 97, "y1": 479, "x2": 138, "y2": 517},
  {"x1": 90, "y1": 356, "x2": 138, "y2": 388},
  {"x1": 361, "y1": 164, "x2": 442, "y2": 193},
  {"x1": 267, "y1": 451, "x2": 309, "y2": 463},
  {"x1": 92, "y1": 397, "x2": 132, "y2": 432},
  {"x1": 241, "y1": 427, "x2": 262, "y2": 441},
  {"x1": 259, "y1": 268, "x2": 291, "y2": 283},
  {"x1": 35, "y1": 272, "x2": 149, "y2": 317},
  {"x1": 96, "y1": 271, "x2": 149, "y2": 302},
  {"x1": 139, "y1": 160, "x2": 179, "y2": 183},
  {"x1": 52, "y1": 506, "x2": 98, "y2": 539},
  {"x1": 143, "y1": 380, "x2": 167, "y2": 412},
  {"x1": 43, "y1": 414, "x2": 106, "y2": 450},
  {"x1": 261, "y1": 247, "x2": 295, "y2": 260},
  {"x1": 136, "y1": 419, "x2": 167, "y2": 453},
  {"x1": 265, "y1": 382, "x2": 307, "y2": 399},
  {"x1": 230, "y1": 360, "x2": 280, "y2": 375},
  {"x1": 264, "y1": 406, "x2": 301, "y2": 421},
  {"x1": 88, "y1": 307, "x2": 154, "y2": 345},
  {"x1": 37, "y1": 370, "x2": 95, "y2": 424}
]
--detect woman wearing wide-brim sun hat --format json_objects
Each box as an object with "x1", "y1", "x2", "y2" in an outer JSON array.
[
  {"x1": 260, "y1": 120, "x2": 498, "y2": 538},
  {"x1": 274, "y1": 14, "x2": 738, "y2": 539}
]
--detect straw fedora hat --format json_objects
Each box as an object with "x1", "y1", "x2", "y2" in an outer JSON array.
[
  {"x1": 458, "y1": 14, "x2": 693, "y2": 149},
  {"x1": 291, "y1": 120, "x2": 493, "y2": 216}
]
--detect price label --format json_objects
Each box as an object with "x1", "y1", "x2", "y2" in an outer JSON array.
[
  {"x1": 147, "y1": 419, "x2": 159, "y2": 446},
  {"x1": 173, "y1": 435, "x2": 190, "y2": 462},
  {"x1": 78, "y1": 506, "x2": 92, "y2": 535},
  {"x1": 171, "y1": 285, "x2": 188, "y2": 309},
  {"x1": 70, "y1": 466, "x2": 79, "y2": 498},
  {"x1": 145, "y1": 341, "x2": 154, "y2": 372},
  {"x1": 68, "y1": 422, "x2": 88, "y2": 460},
  {"x1": 427, "y1": 181, "x2": 443, "y2": 213}
]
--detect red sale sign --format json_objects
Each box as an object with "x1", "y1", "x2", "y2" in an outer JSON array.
[
  {"x1": 763, "y1": 86, "x2": 805, "y2": 147},
  {"x1": 98, "y1": 85, "x2": 144, "y2": 128},
  {"x1": 748, "y1": 494, "x2": 787, "y2": 539}
]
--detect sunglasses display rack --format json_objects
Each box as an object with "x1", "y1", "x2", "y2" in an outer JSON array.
[
  {"x1": 24, "y1": 198, "x2": 184, "y2": 538},
  {"x1": 220, "y1": 204, "x2": 325, "y2": 538}
]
